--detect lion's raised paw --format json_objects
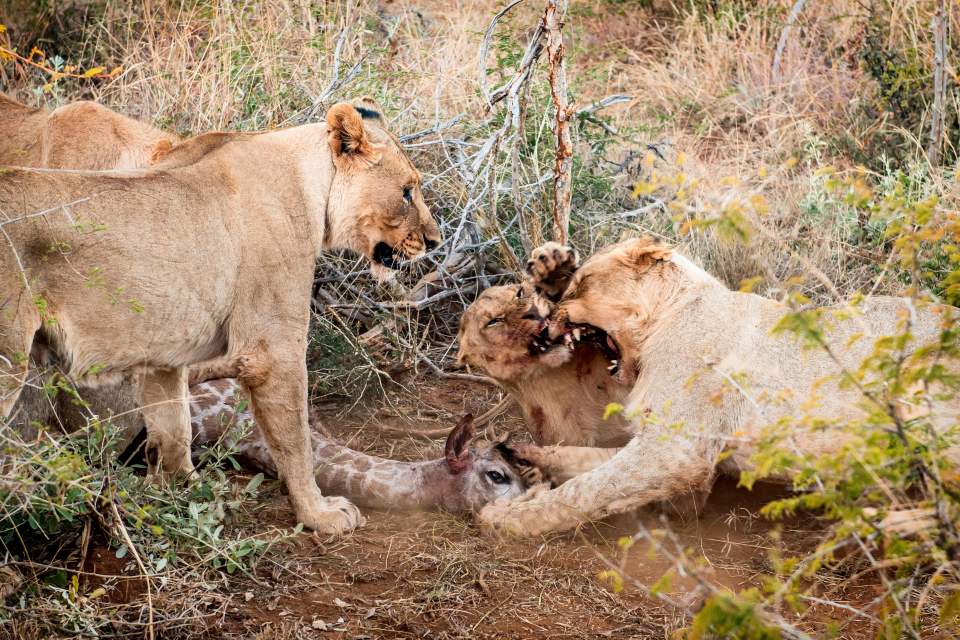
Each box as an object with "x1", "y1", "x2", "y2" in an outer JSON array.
[{"x1": 526, "y1": 242, "x2": 579, "y2": 300}]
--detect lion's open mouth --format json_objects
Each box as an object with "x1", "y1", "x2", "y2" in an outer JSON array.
[
  {"x1": 373, "y1": 241, "x2": 404, "y2": 269},
  {"x1": 558, "y1": 324, "x2": 622, "y2": 376},
  {"x1": 528, "y1": 324, "x2": 553, "y2": 355}
]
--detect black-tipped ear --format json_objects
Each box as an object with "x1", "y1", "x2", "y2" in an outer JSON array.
[
  {"x1": 351, "y1": 96, "x2": 384, "y2": 124},
  {"x1": 326, "y1": 102, "x2": 376, "y2": 162},
  {"x1": 445, "y1": 414, "x2": 475, "y2": 474}
]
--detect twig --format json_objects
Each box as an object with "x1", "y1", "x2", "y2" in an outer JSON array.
[
  {"x1": 575, "y1": 94, "x2": 631, "y2": 116},
  {"x1": 543, "y1": 0, "x2": 573, "y2": 243},
  {"x1": 927, "y1": 0, "x2": 948, "y2": 166},
  {"x1": 477, "y1": 0, "x2": 527, "y2": 109},
  {"x1": 109, "y1": 499, "x2": 154, "y2": 640},
  {"x1": 399, "y1": 114, "x2": 465, "y2": 144},
  {"x1": 771, "y1": 0, "x2": 810, "y2": 86},
  {"x1": 417, "y1": 355, "x2": 498, "y2": 385}
]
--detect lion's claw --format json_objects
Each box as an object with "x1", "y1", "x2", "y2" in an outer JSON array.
[
  {"x1": 526, "y1": 242, "x2": 579, "y2": 301},
  {"x1": 298, "y1": 496, "x2": 365, "y2": 536}
]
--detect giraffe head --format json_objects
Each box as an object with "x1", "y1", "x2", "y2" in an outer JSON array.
[{"x1": 442, "y1": 415, "x2": 542, "y2": 511}]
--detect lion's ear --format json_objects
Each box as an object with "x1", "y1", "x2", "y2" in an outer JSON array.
[
  {"x1": 148, "y1": 139, "x2": 174, "y2": 165},
  {"x1": 326, "y1": 102, "x2": 378, "y2": 165},
  {"x1": 624, "y1": 237, "x2": 673, "y2": 268},
  {"x1": 350, "y1": 96, "x2": 385, "y2": 126}
]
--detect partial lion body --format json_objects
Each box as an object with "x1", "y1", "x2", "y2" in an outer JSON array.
[
  {"x1": 1, "y1": 94, "x2": 179, "y2": 442},
  {"x1": 479, "y1": 239, "x2": 959, "y2": 535},
  {"x1": 0, "y1": 93, "x2": 178, "y2": 170}
]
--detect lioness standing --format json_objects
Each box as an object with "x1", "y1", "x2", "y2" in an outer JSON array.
[{"x1": 0, "y1": 100, "x2": 440, "y2": 533}]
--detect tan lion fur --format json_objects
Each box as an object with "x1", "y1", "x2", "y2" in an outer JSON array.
[
  {"x1": 0, "y1": 100, "x2": 440, "y2": 534},
  {"x1": 1, "y1": 94, "x2": 181, "y2": 446},
  {"x1": 0, "y1": 93, "x2": 179, "y2": 170},
  {"x1": 457, "y1": 240, "x2": 637, "y2": 450},
  {"x1": 479, "y1": 238, "x2": 960, "y2": 536}
]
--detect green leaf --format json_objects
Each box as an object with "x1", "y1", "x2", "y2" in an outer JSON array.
[
  {"x1": 940, "y1": 591, "x2": 960, "y2": 627},
  {"x1": 244, "y1": 473, "x2": 264, "y2": 496}
]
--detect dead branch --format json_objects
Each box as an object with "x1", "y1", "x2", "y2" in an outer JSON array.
[
  {"x1": 544, "y1": 0, "x2": 572, "y2": 244},
  {"x1": 928, "y1": 0, "x2": 948, "y2": 166},
  {"x1": 478, "y1": 0, "x2": 527, "y2": 108},
  {"x1": 771, "y1": 0, "x2": 809, "y2": 87}
]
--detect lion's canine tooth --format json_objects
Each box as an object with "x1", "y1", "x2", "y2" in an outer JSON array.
[{"x1": 572, "y1": 328, "x2": 582, "y2": 341}]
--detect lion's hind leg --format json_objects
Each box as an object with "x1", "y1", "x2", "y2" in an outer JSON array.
[
  {"x1": 0, "y1": 292, "x2": 42, "y2": 421},
  {"x1": 140, "y1": 367, "x2": 195, "y2": 481}
]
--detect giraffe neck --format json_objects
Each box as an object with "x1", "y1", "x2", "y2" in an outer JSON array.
[
  {"x1": 189, "y1": 379, "x2": 469, "y2": 511},
  {"x1": 310, "y1": 437, "x2": 469, "y2": 511}
]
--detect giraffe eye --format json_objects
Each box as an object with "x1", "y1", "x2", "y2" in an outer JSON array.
[{"x1": 486, "y1": 470, "x2": 509, "y2": 484}]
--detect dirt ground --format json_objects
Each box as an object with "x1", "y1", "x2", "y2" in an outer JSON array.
[{"x1": 76, "y1": 375, "x2": 882, "y2": 639}]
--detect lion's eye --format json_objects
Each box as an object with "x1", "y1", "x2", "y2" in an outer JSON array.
[
  {"x1": 402, "y1": 186, "x2": 413, "y2": 204},
  {"x1": 486, "y1": 317, "x2": 504, "y2": 328}
]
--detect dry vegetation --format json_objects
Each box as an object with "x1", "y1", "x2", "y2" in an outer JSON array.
[{"x1": 2, "y1": 0, "x2": 960, "y2": 638}]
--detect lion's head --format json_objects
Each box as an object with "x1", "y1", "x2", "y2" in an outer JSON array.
[
  {"x1": 551, "y1": 237, "x2": 675, "y2": 385},
  {"x1": 324, "y1": 98, "x2": 441, "y2": 279},
  {"x1": 456, "y1": 283, "x2": 578, "y2": 382}
]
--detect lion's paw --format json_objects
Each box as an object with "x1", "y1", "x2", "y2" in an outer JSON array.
[
  {"x1": 477, "y1": 500, "x2": 530, "y2": 537},
  {"x1": 526, "y1": 242, "x2": 579, "y2": 301},
  {"x1": 298, "y1": 496, "x2": 365, "y2": 536}
]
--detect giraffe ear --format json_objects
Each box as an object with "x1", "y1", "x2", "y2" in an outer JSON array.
[{"x1": 444, "y1": 414, "x2": 475, "y2": 475}]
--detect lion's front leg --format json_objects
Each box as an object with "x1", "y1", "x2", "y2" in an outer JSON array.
[
  {"x1": 236, "y1": 342, "x2": 364, "y2": 535},
  {"x1": 508, "y1": 443, "x2": 623, "y2": 483},
  {"x1": 479, "y1": 436, "x2": 714, "y2": 536},
  {"x1": 141, "y1": 367, "x2": 194, "y2": 481}
]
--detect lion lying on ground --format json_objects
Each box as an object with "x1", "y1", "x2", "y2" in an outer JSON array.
[
  {"x1": 0, "y1": 98, "x2": 440, "y2": 533},
  {"x1": 478, "y1": 238, "x2": 960, "y2": 535},
  {"x1": 0, "y1": 93, "x2": 179, "y2": 169}
]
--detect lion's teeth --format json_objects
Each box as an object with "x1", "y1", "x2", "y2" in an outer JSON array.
[
  {"x1": 572, "y1": 328, "x2": 581, "y2": 341},
  {"x1": 607, "y1": 360, "x2": 619, "y2": 371}
]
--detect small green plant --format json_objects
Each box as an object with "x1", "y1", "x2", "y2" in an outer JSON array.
[{"x1": 0, "y1": 392, "x2": 296, "y2": 633}]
